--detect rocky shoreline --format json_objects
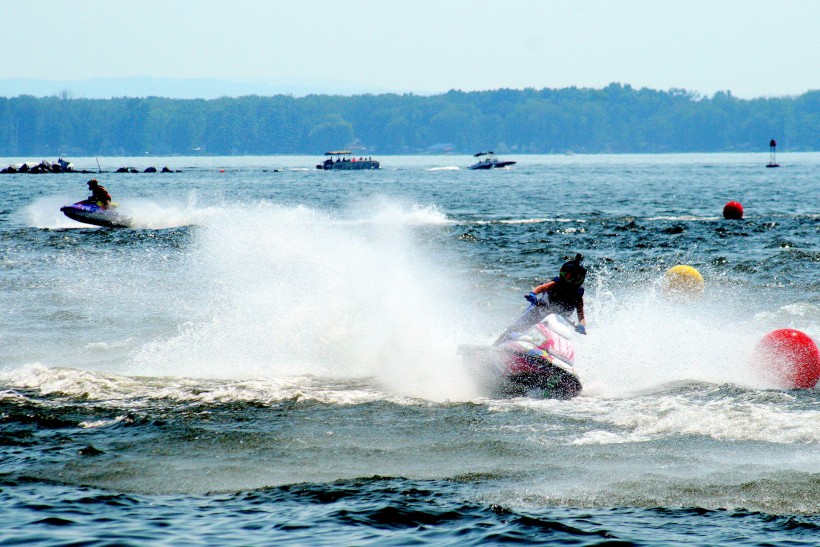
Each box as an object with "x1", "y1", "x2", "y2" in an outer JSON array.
[{"x1": 1, "y1": 158, "x2": 180, "y2": 174}]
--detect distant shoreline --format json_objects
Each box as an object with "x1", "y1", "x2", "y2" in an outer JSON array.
[{"x1": 2, "y1": 84, "x2": 817, "y2": 156}]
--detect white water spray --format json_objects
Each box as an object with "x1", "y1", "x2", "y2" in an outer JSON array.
[
  {"x1": 578, "y1": 273, "x2": 814, "y2": 396},
  {"x1": 130, "y1": 200, "x2": 488, "y2": 401},
  {"x1": 25, "y1": 195, "x2": 212, "y2": 229}
]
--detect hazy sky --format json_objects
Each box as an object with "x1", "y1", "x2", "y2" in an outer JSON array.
[{"x1": 3, "y1": 0, "x2": 819, "y2": 98}]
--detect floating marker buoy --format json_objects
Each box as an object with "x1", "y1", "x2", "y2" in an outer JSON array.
[
  {"x1": 219, "y1": 169, "x2": 225, "y2": 173},
  {"x1": 753, "y1": 329, "x2": 820, "y2": 389},
  {"x1": 723, "y1": 201, "x2": 744, "y2": 220},
  {"x1": 663, "y1": 265, "x2": 704, "y2": 295},
  {"x1": 766, "y1": 138, "x2": 780, "y2": 167}
]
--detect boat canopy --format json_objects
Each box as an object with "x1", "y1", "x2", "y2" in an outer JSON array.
[
  {"x1": 325, "y1": 150, "x2": 352, "y2": 155},
  {"x1": 474, "y1": 151, "x2": 495, "y2": 157}
]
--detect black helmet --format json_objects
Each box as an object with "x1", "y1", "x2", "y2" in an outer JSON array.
[{"x1": 558, "y1": 254, "x2": 587, "y2": 286}]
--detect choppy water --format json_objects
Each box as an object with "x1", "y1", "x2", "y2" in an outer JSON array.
[{"x1": 1, "y1": 153, "x2": 818, "y2": 545}]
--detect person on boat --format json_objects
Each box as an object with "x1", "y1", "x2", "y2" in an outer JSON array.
[
  {"x1": 526, "y1": 254, "x2": 588, "y2": 334},
  {"x1": 86, "y1": 179, "x2": 112, "y2": 208}
]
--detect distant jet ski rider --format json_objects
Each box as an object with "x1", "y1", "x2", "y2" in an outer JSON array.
[{"x1": 85, "y1": 179, "x2": 112, "y2": 208}]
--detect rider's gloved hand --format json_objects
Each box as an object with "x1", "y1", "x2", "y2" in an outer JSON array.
[
  {"x1": 525, "y1": 292, "x2": 539, "y2": 305},
  {"x1": 575, "y1": 324, "x2": 587, "y2": 335}
]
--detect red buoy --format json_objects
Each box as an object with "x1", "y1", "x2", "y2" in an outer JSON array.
[
  {"x1": 723, "y1": 201, "x2": 744, "y2": 220},
  {"x1": 753, "y1": 329, "x2": 820, "y2": 389}
]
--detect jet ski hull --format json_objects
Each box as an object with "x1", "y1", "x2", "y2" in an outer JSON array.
[
  {"x1": 459, "y1": 312, "x2": 582, "y2": 399},
  {"x1": 459, "y1": 344, "x2": 581, "y2": 398},
  {"x1": 60, "y1": 202, "x2": 131, "y2": 228}
]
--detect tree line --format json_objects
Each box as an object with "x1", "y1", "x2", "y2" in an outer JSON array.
[{"x1": 0, "y1": 83, "x2": 817, "y2": 156}]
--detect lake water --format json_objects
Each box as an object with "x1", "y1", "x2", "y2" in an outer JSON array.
[{"x1": 1, "y1": 153, "x2": 818, "y2": 544}]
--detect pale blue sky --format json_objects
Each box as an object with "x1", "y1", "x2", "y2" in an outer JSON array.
[{"x1": 3, "y1": 0, "x2": 818, "y2": 98}]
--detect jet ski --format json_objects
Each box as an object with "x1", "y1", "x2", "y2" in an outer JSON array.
[
  {"x1": 459, "y1": 297, "x2": 582, "y2": 398},
  {"x1": 60, "y1": 200, "x2": 131, "y2": 228}
]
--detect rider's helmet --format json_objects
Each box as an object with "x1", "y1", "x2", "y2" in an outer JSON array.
[
  {"x1": 558, "y1": 254, "x2": 587, "y2": 287},
  {"x1": 87, "y1": 179, "x2": 99, "y2": 187}
]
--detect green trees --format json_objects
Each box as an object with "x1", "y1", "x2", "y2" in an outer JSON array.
[
  {"x1": 0, "y1": 84, "x2": 815, "y2": 156},
  {"x1": 307, "y1": 114, "x2": 355, "y2": 152}
]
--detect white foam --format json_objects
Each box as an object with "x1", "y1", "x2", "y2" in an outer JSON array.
[
  {"x1": 488, "y1": 388, "x2": 820, "y2": 445},
  {"x1": 344, "y1": 197, "x2": 453, "y2": 226},
  {"x1": 79, "y1": 416, "x2": 128, "y2": 428},
  {"x1": 644, "y1": 215, "x2": 717, "y2": 221},
  {"x1": 0, "y1": 363, "x2": 419, "y2": 406}
]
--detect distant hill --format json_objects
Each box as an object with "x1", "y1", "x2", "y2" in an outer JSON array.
[{"x1": 0, "y1": 76, "x2": 394, "y2": 100}]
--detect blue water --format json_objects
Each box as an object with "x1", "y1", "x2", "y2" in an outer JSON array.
[{"x1": 1, "y1": 153, "x2": 818, "y2": 545}]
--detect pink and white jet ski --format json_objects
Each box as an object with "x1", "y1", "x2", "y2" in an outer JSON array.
[{"x1": 459, "y1": 301, "x2": 582, "y2": 398}]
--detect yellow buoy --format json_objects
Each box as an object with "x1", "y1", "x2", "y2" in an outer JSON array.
[{"x1": 663, "y1": 265, "x2": 704, "y2": 295}]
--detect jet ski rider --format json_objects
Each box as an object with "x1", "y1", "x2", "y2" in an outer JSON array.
[
  {"x1": 525, "y1": 254, "x2": 588, "y2": 334},
  {"x1": 86, "y1": 179, "x2": 112, "y2": 208}
]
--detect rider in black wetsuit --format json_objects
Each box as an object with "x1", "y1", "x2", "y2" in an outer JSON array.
[
  {"x1": 496, "y1": 254, "x2": 588, "y2": 344},
  {"x1": 529, "y1": 254, "x2": 587, "y2": 331}
]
